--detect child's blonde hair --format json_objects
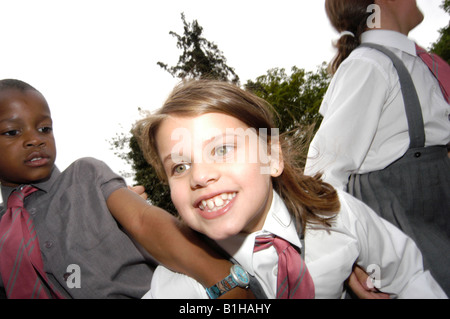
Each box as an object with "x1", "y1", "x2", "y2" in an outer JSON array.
[{"x1": 133, "y1": 80, "x2": 339, "y2": 232}]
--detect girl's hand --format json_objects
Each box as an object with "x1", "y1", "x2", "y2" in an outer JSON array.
[
  {"x1": 347, "y1": 265, "x2": 390, "y2": 299},
  {"x1": 128, "y1": 185, "x2": 148, "y2": 200}
]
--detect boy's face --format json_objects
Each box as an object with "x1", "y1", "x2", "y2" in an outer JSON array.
[{"x1": 0, "y1": 89, "x2": 56, "y2": 187}]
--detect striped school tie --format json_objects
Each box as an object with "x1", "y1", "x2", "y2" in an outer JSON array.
[
  {"x1": 254, "y1": 235, "x2": 314, "y2": 299},
  {"x1": 416, "y1": 44, "x2": 450, "y2": 103},
  {"x1": 0, "y1": 186, "x2": 63, "y2": 298}
]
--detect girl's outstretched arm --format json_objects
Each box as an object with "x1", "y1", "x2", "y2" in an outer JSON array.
[{"x1": 107, "y1": 187, "x2": 254, "y2": 299}]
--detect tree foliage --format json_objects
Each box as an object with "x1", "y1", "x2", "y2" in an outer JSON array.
[
  {"x1": 245, "y1": 64, "x2": 330, "y2": 134},
  {"x1": 157, "y1": 13, "x2": 239, "y2": 84},
  {"x1": 111, "y1": 13, "x2": 330, "y2": 214},
  {"x1": 111, "y1": 13, "x2": 241, "y2": 214},
  {"x1": 111, "y1": 7, "x2": 448, "y2": 215},
  {"x1": 430, "y1": 0, "x2": 450, "y2": 63},
  {"x1": 109, "y1": 115, "x2": 176, "y2": 213}
]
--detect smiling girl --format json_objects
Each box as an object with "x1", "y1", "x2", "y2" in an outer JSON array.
[{"x1": 115, "y1": 80, "x2": 446, "y2": 299}]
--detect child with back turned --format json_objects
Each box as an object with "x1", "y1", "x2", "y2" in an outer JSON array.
[
  {"x1": 112, "y1": 79, "x2": 446, "y2": 299},
  {"x1": 0, "y1": 78, "x2": 246, "y2": 299},
  {"x1": 305, "y1": 0, "x2": 450, "y2": 295}
]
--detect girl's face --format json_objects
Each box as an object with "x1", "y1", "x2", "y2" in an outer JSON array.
[
  {"x1": 396, "y1": 0, "x2": 423, "y2": 34},
  {"x1": 156, "y1": 113, "x2": 283, "y2": 240},
  {"x1": 378, "y1": 0, "x2": 424, "y2": 34}
]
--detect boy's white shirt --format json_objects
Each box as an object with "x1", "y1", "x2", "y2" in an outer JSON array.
[{"x1": 144, "y1": 190, "x2": 447, "y2": 299}]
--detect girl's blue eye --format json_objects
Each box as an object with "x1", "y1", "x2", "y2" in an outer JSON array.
[
  {"x1": 173, "y1": 163, "x2": 190, "y2": 175},
  {"x1": 214, "y1": 145, "x2": 233, "y2": 157}
]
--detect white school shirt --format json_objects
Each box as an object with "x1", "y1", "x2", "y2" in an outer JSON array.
[
  {"x1": 304, "y1": 30, "x2": 450, "y2": 190},
  {"x1": 144, "y1": 190, "x2": 447, "y2": 299}
]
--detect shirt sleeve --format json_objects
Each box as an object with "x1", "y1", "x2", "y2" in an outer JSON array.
[
  {"x1": 338, "y1": 191, "x2": 447, "y2": 298},
  {"x1": 305, "y1": 56, "x2": 390, "y2": 190},
  {"x1": 74, "y1": 157, "x2": 126, "y2": 199},
  {"x1": 38, "y1": 157, "x2": 153, "y2": 298},
  {"x1": 144, "y1": 265, "x2": 208, "y2": 299}
]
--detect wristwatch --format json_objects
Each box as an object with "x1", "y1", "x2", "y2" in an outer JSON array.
[{"x1": 206, "y1": 265, "x2": 250, "y2": 299}]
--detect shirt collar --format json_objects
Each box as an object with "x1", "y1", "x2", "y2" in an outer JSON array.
[
  {"x1": 216, "y1": 190, "x2": 301, "y2": 275},
  {"x1": 361, "y1": 30, "x2": 417, "y2": 56},
  {"x1": 1, "y1": 166, "x2": 61, "y2": 204}
]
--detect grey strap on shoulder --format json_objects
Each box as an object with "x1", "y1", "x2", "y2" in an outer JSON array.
[{"x1": 359, "y1": 43, "x2": 425, "y2": 149}]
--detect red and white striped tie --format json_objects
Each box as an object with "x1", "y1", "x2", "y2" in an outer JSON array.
[
  {"x1": 254, "y1": 235, "x2": 314, "y2": 299},
  {"x1": 0, "y1": 186, "x2": 63, "y2": 299}
]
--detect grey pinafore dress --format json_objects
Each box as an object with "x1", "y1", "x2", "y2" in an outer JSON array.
[{"x1": 348, "y1": 43, "x2": 450, "y2": 295}]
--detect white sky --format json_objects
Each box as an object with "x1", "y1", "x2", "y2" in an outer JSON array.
[{"x1": 0, "y1": 0, "x2": 448, "y2": 187}]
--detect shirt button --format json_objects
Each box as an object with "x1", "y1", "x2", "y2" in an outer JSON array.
[
  {"x1": 29, "y1": 208, "x2": 36, "y2": 215},
  {"x1": 44, "y1": 241, "x2": 53, "y2": 249},
  {"x1": 273, "y1": 266, "x2": 278, "y2": 276}
]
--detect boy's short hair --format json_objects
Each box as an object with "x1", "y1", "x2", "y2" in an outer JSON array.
[{"x1": 0, "y1": 79, "x2": 38, "y2": 93}]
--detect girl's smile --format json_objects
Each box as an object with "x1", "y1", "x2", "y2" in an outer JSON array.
[
  {"x1": 156, "y1": 112, "x2": 282, "y2": 240},
  {"x1": 196, "y1": 191, "x2": 237, "y2": 219}
]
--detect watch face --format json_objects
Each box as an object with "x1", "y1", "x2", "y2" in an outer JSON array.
[{"x1": 231, "y1": 265, "x2": 250, "y2": 287}]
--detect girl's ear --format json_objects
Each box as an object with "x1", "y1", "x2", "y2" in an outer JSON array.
[{"x1": 269, "y1": 141, "x2": 284, "y2": 178}]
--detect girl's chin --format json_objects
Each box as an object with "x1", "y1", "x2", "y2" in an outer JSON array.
[{"x1": 201, "y1": 226, "x2": 241, "y2": 241}]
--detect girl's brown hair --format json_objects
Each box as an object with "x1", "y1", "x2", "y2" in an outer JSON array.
[
  {"x1": 133, "y1": 80, "x2": 340, "y2": 232},
  {"x1": 325, "y1": 0, "x2": 374, "y2": 74}
]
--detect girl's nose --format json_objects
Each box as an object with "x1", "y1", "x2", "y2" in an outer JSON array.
[{"x1": 190, "y1": 163, "x2": 220, "y2": 190}]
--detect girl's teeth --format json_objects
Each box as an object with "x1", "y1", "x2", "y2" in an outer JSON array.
[
  {"x1": 214, "y1": 197, "x2": 224, "y2": 207},
  {"x1": 199, "y1": 193, "x2": 236, "y2": 211}
]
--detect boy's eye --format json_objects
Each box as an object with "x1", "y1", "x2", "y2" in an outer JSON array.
[
  {"x1": 2, "y1": 130, "x2": 20, "y2": 136},
  {"x1": 38, "y1": 126, "x2": 53, "y2": 134}
]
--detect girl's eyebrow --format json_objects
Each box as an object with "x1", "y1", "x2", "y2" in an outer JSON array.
[
  {"x1": 202, "y1": 133, "x2": 239, "y2": 146},
  {"x1": 162, "y1": 153, "x2": 174, "y2": 165}
]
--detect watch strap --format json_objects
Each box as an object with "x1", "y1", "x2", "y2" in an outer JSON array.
[{"x1": 206, "y1": 274, "x2": 237, "y2": 299}]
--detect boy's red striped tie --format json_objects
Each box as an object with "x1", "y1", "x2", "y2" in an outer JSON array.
[{"x1": 0, "y1": 186, "x2": 63, "y2": 298}]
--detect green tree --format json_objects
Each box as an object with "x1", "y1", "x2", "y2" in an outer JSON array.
[
  {"x1": 111, "y1": 13, "x2": 241, "y2": 214},
  {"x1": 245, "y1": 64, "x2": 330, "y2": 134},
  {"x1": 430, "y1": 0, "x2": 450, "y2": 63},
  {"x1": 110, "y1": 113, "x2": 176, "y2": 213},
  {"x1": 157, "y1": 12, "x2": 239, "y2": 84}
]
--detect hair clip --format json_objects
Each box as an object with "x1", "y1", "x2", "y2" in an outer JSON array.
[{"x1": 339, "y1": 31, "x2": 355, "y2": 38}]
